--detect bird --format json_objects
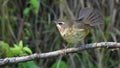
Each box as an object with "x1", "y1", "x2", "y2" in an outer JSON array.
[{"x1": 55, "y1": 8, "x2": 104, "y2": 44}]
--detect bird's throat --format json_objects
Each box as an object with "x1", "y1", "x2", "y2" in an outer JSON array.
[
  {"x1": 61, "y1": 28, "x2": 76, "y2": 36},
  {"x1": 56, "y1": 24, "x2": 62, "y2": 32}
]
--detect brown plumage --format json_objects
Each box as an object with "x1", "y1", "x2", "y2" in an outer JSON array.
[{"x1": 56, "y1": 8, "x2": 104, "y2": 44}]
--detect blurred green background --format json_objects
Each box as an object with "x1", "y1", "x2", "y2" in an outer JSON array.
[{"x1": 0, "y1": 0, "x2": 120, "y2": 68}]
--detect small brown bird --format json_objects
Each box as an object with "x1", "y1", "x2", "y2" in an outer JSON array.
[{"x1": 56, "y1": 8, "x2": 103, "y2": 44}]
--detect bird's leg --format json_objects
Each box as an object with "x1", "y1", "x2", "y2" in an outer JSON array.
[
  {"x1": 63, "y1": 43, "x2": 69, "y2": 49},
  {"x1": 62, "y1": 43, "x2": 72, "y2": 55},
  {"x1": 63, "y1": 44, "x2": 68, "y2": 55}
]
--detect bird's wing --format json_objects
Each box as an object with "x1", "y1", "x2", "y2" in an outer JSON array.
[
  {"x1": 76, "y1": 8, "x2": 104, "y2": 26},
  {"x1": 72, "y1": 23, "x2": 91, "y2": 30}
]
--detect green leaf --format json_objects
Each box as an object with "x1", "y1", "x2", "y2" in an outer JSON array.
[
  {"x1": 0, "y1": 40, "x2": 32, "y2": 57},
  {"x1": 23, "y1": 46, "x2": 32, "y2": 54},
  {"x1": 30, "y1": 0, "x2": 39, "y2": 14},
  {"x1": 8, "y1": 40, "x2": 32, "y2": 57},
  {"x1": 23, "y1": 8, "x2": 30, "y2": 15},
  {"x1": 18, "y1": 61, "x2": 38, "y2": 68},
  {"x1": 51, "y1": 60, "x2": 66, "y2": 68},
  {"x1": 19, "y1": 40, "x2": 23, "y2": 48},
  {"x1": 0, "y1": 41, "x2": 10, "y2": 57}
]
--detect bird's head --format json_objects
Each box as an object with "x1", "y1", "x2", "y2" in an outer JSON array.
[{"x1": 55, "y1": 19, "x2": 69, "y2": 34}]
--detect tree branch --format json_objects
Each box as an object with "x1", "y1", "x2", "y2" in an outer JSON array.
[{"x1": 0, "y1": 42, "x2": 120, "y2": 65}]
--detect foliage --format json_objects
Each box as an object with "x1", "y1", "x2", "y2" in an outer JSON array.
[
  {"x1": 0, "y1": 40, "x2": 32, "y2": 57},
  {"x1": 51, "y1": 60, "x2": 66, "y2": 68},
  {"x1": 18, "y1": 61, "x2": 38, "y2": 68},
  {"x1": 23, "y1": 0, "x2": 39, "y2": 15},
  {"x1": 0, "y1": 41, "x2": 37, "y2": 68}
]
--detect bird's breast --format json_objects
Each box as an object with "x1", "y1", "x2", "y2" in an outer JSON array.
[{"x1": 60, "y1": 28, "x2": 89, "y2": 43}]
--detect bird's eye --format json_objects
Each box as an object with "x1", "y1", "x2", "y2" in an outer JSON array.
[{"x1": 58, "y1": 22, "x2": 64, "y2": 26}]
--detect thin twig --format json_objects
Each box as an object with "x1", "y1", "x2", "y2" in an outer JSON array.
[{"x1": 0, "y1": 42, "x2": 120, "y2": 65}]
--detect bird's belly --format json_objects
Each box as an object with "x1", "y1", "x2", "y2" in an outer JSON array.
[{"x1": 62, "y1": 30, "x2": 89, "y2": 43}]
